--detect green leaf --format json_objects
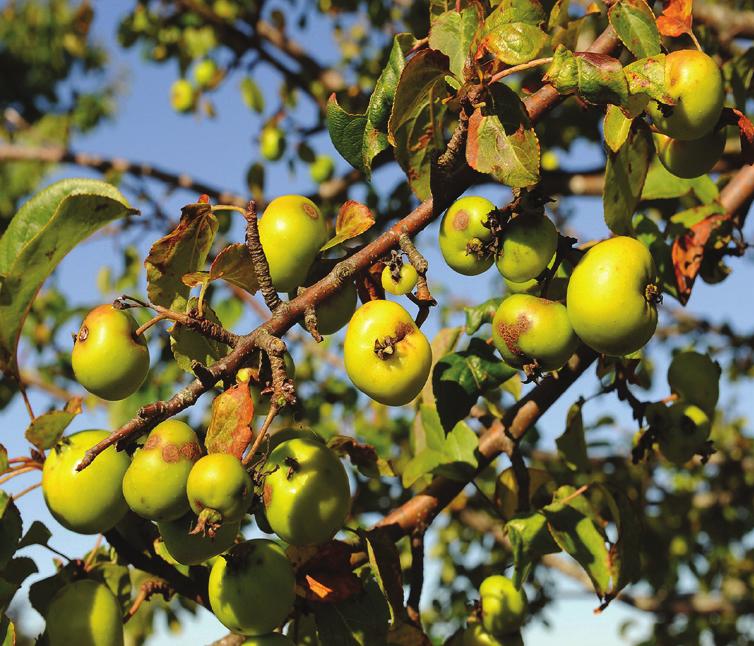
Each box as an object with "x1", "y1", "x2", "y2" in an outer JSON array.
[
  {"x1": 403, "y1": 406, "x2": 478, "y2": 487},
  {"x1": 544, "y1": 46, "x2": 629, "y2": 106},
  {"x1": 17, "y1": 520, "x2": 51, "y2": 550},
  {"x1": 641, "y1": 159, "x2": 719, "y2": 203},
  {"x1": 326, "y1": 96, "x2": 369, "y2": 172},
  {"x1": 432, "y1": 338, "x2": 517, "y2": 432},
  {"x1": 170, "y1": 298, "x2": 228, "y2": 373},
  {"x1": 183, "y1": 243, "x2": 259, "y2": 295},
  {"x1": 464, "y1": 298, "x2": 503, "y2": 335},
  {"x1": 420, "y1": 326, "x2": 463, "y2": 404},
  {"x1": 0, "y1": 178, "x2": 136, "y2": 375},
  {"x1": 491, "y1": 0, "x2": 547, "y2": 24},
  {"x1": 466, "y1": 84, "x2": 540, "y2": 188},
  {"x1": 608, "y1": 0, "x2": 661, "y2": 59},
  {"x1": 388, "y1": 49, "x2": 451, "y2": 199},
  {"x1": 601, "y1": 487, "x2": 642, "y2": 595},
  {"x1": 145, "y1": 202, "x2": 218, "y2": 312},
  {"x1": 91, "y1": 562, "x2": 132, "y2": 614},
  {"x1": 556, "y1": 402, "x2": 590, "y2": 471},
  {"x1": 240, "y1": 76, "x2": 265, "y2": 113},
  {"x1": 603, "y1": 104, "x2": 633, "y2": 153},
  {"x1": 479, "y1": 0, "x2": 548, "y2": 66},
  {"x1": 0, "y1": 447, "x2": 6, "y2": 476},
  {"x1": 543, "y1": 489, "x2": 611, "y2": 598},
  {"x1": 634, "y1": 214, "x2": 678, "y2": 300},
  {"x1": 321, "y1": 201, "x2": 376, "y2": 251},
  {"x1": 0, "y1": 494, "x2": 21, "y2": 570},
  {"x1": 429, "y1": 5, "x2": 484, "y2": 79},
  {"x1": 0, "y1": 615, "x2": 15, "y2": 646},
  {"x1": 603, "y1": 121, "x2": 652, "y2": 235},
  {"x1": 314, "y1": 572, "x2": 390, "y2": 646},
  {"x1": 506, "y1": 511, "x2": 560, "y2": 587},
  {"x1": 24, "y1": 398, "x2": 81, "y2": 451}
]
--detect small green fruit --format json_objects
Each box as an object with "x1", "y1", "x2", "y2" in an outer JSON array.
[
  {"x1": 194, "y1": 59, "x2": 218, "y2": 88},
  {"x1": 263, "y1": 437, "x2": 351, "y2": 546},
  {"x1": 309, "y1": 154, "x2": 335, "y2": 183},
  {"x1": 170, "y1": 79, "x2": 195, "y2": 112},
  {"x1": 122, "y1": 420, "x2": 202, "y2": 522},
  {"x1": 439, "y1": 196, "x2": 496, "y2": 275},
  {"x1": 667, "y1": 351, "x2": 720, "y2": 415},
  {"x1": 46, "y1": 580, "x2": 124, "y2": 646},
  {"x1": 72, "y1": 304, "x2": 150, "y2": 401},
  {"x1": 492, "y1": 295, "x2": 577, "y2": 372},
  {"x1": 655, "y1": 130, "x2": 725, "y2": 178},
  {"x1": 657, "y1": 402, "x2": 711, "y2": 465},
  {"x1": 496, "y1": 214, "x2": 558, "y2": 283},
  {"x1": 187, "y1": 453, "x2": 253, "y2": 523},
  {"x1": 479, "y1": 574, "x2": 528, "y2": 637},
  {"x1": 208, "y1": 539, "x2": 295, "y2": 635},
  {"x1": 381, "y1": 264, "x2": 418, "y2": 296},
  {"x1": 315, "y1": 280, "x2": 358, "y2": 335},
  {"x1": 566, "y1": 236, "x2": 659, "y2": 356},
  {"x1": 42, "y1": 430, "x2": 130, "y2": 535},
  {"x1": 260, "y1": 127, "x2": 285, "y2": 161},
  {"x1": 462, "y1": 625, "x2": 523, "y2": 646}
]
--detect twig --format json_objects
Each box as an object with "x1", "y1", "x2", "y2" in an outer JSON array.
[
  {"x1": 16, "y1": 375, "x2": 35, "y2": 421},
  {"x1": 123, "y1": 579, "x2": 173, "y2": 623},
  {"x1": 83, "y1": 534, "x2": 103, "y2": 571},
  {"x1": 0, "y1": 465, "x2": 40, "y2": 485},
  {"x1": 488, "y1": 57, "x2": 554, "y2": 85},
  {"x1": 398, "y1": 231, "x2": 435, "y2": 328},
  {"x1": 243, "y1": 201, "x2": 282, "y2": 312},
  {"x1": 11, "y1": 481, "x2": 40, "y2": 501},
  {"x1": 243, "y1": 403, "x2": 280, "y2": 467}
]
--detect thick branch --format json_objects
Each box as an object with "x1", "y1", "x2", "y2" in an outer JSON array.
[{"x1": 694, "y1": 1, "x2": 754, "y2": 42}]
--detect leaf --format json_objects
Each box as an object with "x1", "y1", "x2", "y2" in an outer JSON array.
[
  {"x1": 326, "y1": 96, "x2": 368, "y2": 172},
  {"x1": 672, "y1": 213, "x2": 730, "y2": 305},
  {"x1": 719, "y1": 107, "x2": 754, "y2": 165},
  {"x1": 24, "y1": 398, "x2": 82, "y2": 451},
  {"x1": 634, "y1": 214, "x2": 679, "y2": 300},
  {"x1": 145, "y1": 202, "x2": 218, "y2": 312},
  {"x1": 0, "y1": 615, "x2": 15, "y2": 646},
  {"x1": 388, "y1": 49, "x2": 451, "y2": 199},
  {"x1": 641, "y1": 160, "x2": 718, "y2": 203},
  {"x1": 544, "y1": 46, "x2": 629, "y2": 106},
  {"x1": 183, "y1": 243, "x2": 259, "y2": 295},
  {"x1": 466, "y1": 84, "x2": 540, "y2": 188},
  {"x1": 2, "y1": 557, "x2": 37, "y2": 586},
  {"x1": 205, "y1": 380, "x2": 254, "y2": 458},
  {"x1": 170, "y1": 298, "x2": 229, "y2": 373},
  {"x1": 603, "y1": 121, "x2": 652, "y2": 235},
  {"x1": 402, "y1": 406, "x2": 478, "y2": 487},
  {"x1": 603, "y1": 104, "x2": 633, "y2": 153},
  {"x1": 600, "y1": 487, "x2": 642, "y2": 596},
  {"x1": 313, "y1": 572, "x2": 390, "y2": 646},
  {"x1": 608, "y1": 0, "x2": 660, "y2": 59},
  {"x1": 90, "y1": 562, "x2": 131, "y2": 613},
  {"x1": 0, "y1": 580, "x2": 16, "y2": 616},
  {"x1": 464, "y1": 298, "x2": 503, "y2": 335},
  {"x1": 623, "y1": 55, "x2": 673, "y2": 104},
  {"x1": 477, "y1": 0, "x2": 548, "y2": 66},
  {"x1": 494, "y1": 467, "x2": 553, "y2": 520},
  {"x1": 0, "y1": 447, "x2": 7, "y2": 476},
  {"x1": 328, "y1": 436, "x2": 395, "y2": 478},
  {"x1": 321, "y1": 201, "x2": 376, "y2": 251},
  {"x1": 0, "y1": 178, "x2": 136, "y2": 375},
  {"x1": 556, "y1": 402, "x2": 590, "y2": 472},
  {"x1": 287, "y1": 541, "x2": 362, "y2": 604},
  {"x1": 506, "y1": 511, "x2": 561, "y2": 587},
  {"x1": 420, "y1": 326, "x2": 463, "y2": 404},
  {"x1": 429, "y1": 4, "x2": 484, "y2": 79},
  {"x1": 656, "y1": 0, "x2": 692, "y2": 38},
  {"x1": 240, "y1": 76, "x2": 265, "y2": 113},
  {"x1": 0, "y1": 494, "x2": 21, "y2": 570},
  {"x1": 432, "y1": 338, "x2": 517, "y2": 432},
  {"x1": 17, "y1": 521, "x2": 51, "y2": 550},
  {"x1": 543, "y1": 491, "x2": 611, "y2": 598}
]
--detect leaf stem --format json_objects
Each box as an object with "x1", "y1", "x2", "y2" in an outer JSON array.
[{"x1": 488, "y1": 57, "x2": 554, "y2": 86}]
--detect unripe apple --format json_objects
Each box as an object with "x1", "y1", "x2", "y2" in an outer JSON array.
[
  {"x1": 646, "y1": 50, "x2": 725, "y2": 140},
  {"x1": 315, "y1": 280, "x2": 358, "y2": 335},
  {"x1": 667, "y1": 350, "x2": 721, "y2": 415},
  {"x1": 258, "y1": 195, "x2": 328, "y2": 292},
  {"x1": 309, "y1": 154, "x2": 335, "y2": 183},
  {"x1": 158, "y1": 512, "x2": 240, "y2": 565},
  {"x1": 72, "y1": 304, "x2": 150, "y2": 401},
  {"x1": 462, "y1": 624, "x2": 523, "y2": 646},
  {"x1": 381, "y1": 264, "x2": 419, "y2": 296},
  {"x1": 492, "y1": 294, "x2": 577, "y2": 372},
  {"x1": 496, "y1": 213, "x2": 558, "y2": 283},
  {"x1": 46, "y1": 580, "x2": 124, "y2": 646},
  {"x1": 260, "y1": 126, "x2": 285, "y2": 162},
  {"x1": 170, "y1": 79, "x2": 196, "y2": 113},
  {"x1": 439, "y1": 196, "x2": 496, "y2": 275},
  {"x1": 657, "y1": 402, "x2": 711, "y2": 465},
  {"x1": 479, "y1": 574, "x2": 528, "y2": 636},
  {"x1": 344, "y1": 300, "x2": 432, "y2": 406},
  {"x1": 504, "y1": 254, "x2": 571, "y2": 301},
  {"x1": 194, "y1": 59, "x2": 218, "y2": 88},
  {"x1": 566, "y1": 236, "x2": 659, "y2": 356},
  {"x1": 654, "y1": 129, "x2": 725, "y2": 178},
  {"x1": 122, "y1": 419, "x2": 202, "y2": 521},
  {"x1": 187, "y1": 453, "x2": 253, "y2": 524}
]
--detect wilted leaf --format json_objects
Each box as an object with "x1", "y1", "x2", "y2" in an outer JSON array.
[
  {"x1": 170, "y1": 299, "x2": 229, "y2": 373},
  {"x1": 321, "y1": 201, "x2": 376, "y2": 251},
  {"x1": 464, "y1": 298, "x2": 503, "y2": 335},
  {"x1": 388, "y1": 49, "x2": 451, "y2": 199},
  {"x1": 145, "y1": 202, "x2": 218, "y2": 312},
  {"x1": 24, "y1": 398, "x2": 82, "y2": 451},
  {"x1": 544, "y1": 46, "x2": 629, "y2": 106},
  {"x1": 328, "y1": 436, "x2": 395, "y2": 478},
  {"x1": 506, "y1": 511, "x2": 561, "y2": 587},
  {"x1": 556, "y1": 402, "x2": 590, "y2": 471},
  {"x1": 183, "y1": 243, "x2": 259, "y2": 295},
  {"x1": 656, "y1": 0, "x2": 692, "y2": 38},
  {"x1": 603, "y1": 121, "x2": 652, "y2": 235},
  {"x1": 672, "y1": 213, "x2": 730, "y2": 305},
  {"x1": 205, "y1": 380, "x2": 254, "y2": 458},
  {"x1": 608, "y1": 0, "x2": 660, "y2": 59},
  {"x1": 623, "y1": 55, "x2": 673, "y2": 104},
  {"x1": 0, "y1": 179, "x2": 136, "y2": 375},
  {"x1": 466, "y1": 84, "x2": 540, "y2": 188}
]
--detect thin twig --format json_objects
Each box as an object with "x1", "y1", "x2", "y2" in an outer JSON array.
[
  {"x1": 11, "y1": 481, "x2": 40, "y2": 501},
  {"x1": 488, "y1": 57, "x2": 554, "y2": 85},
  {"x1": 243, "y1": 404, "x2": 280, "y2": 467}
]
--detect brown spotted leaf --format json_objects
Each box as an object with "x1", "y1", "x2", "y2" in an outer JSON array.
[
  {"x1": 288, "y1": 541, "x2": 362, "y2": 603},
  {"x1": 204, "y1": 381, "x2": 254, "y2": 458},
  {"x1": 321, "y1": 201, "x2": 376, "y2": 251},
  {"x1": 672, "y1": 213, "x2": 730, "y2": 305},
  {"x1": 656, "y1": 0, "x2": 692, "y2": 38},
  {"x1": 182, "y1": 243, "x2": 259, "y2": 295},
  {"x1": 145, "y1": 202, "x2": 218, "y2": 312},
  {"x1": 328, "y1": 436, "x2": 395, "y2": 478}
]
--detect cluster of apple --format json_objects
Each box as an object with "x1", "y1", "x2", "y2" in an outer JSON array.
[
  {"x1": 449, "y1": 575, "x2": 527, "y2": 646},
  {"x1": 643, "y1": 351, "x2": 721, "y2": 465},
  {"x1": 169, "y1": 59, "x2": 220, "y2": 113},
  {"x1": 649, "y1": 50, "x2": 727, "y2": 179}
]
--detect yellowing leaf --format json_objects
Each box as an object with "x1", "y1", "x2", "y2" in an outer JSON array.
[{"x1": 320, "y1": 200, "x2": 375, "y2": 251}]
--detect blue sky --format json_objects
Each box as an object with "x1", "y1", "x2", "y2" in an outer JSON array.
[{"x1": 3, "y1": 3, "x2": 754, "y2": 645}]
